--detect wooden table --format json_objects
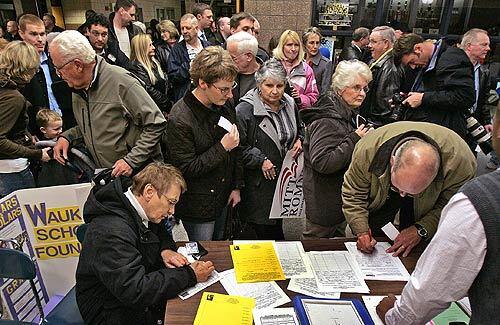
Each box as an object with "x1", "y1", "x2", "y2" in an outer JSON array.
[{"x1": 165, "y1": 238, "x2": 425, "y2": 324}]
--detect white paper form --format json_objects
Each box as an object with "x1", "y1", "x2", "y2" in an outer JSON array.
[
  {"x1": 218, "y1": 116, "x2": 233, "y2": 132},
  {"x1": 345, "y1": 242, "x2": 411, "y2": 281},
  {"x1": 253, "y1": 308, "x2": 299, "y2": 325},
  {"x1": 177, "y1": 270, "x2": 221, "y2": 300},
  {"x1": 273, "y1": 241, "x2": 313, "y2": 278},
  {"x1": 219, "y1": 269, "x2": 290, "y2": 310},
  {"x1": 302, "y1": 299, "x2": 365, "y2": 325},
  {"x1": 381, "y1": 222, "x2": 400, "y2": 241},
  {"x1": 362, "y1": 296, "x2": 401, "y2": 325},
  {"x1": 288, "y1": 277, "x2": 340, "y2": 299},
  {"x1": 308, "y1": 251, "x2": 370, "y2": 293}
]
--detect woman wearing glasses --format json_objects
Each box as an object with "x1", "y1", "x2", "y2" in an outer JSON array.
[
  {"x1": 0, "y1": 41, "x2": 51, "y2": 197},
  {"x1": 236, "y1": 59, "x2": 304, "y2": 240},
  {"x1": 301, "y1": 60, "x2": 372, "y2": 239},
  {"x1": 130, "y1": 34, "x2": 171, "y2": 115},
  {"x1": 273, "y1": 30, "x2": 319, "y2": 109},
  {"x1": 165, "y1": 47, "x2": 242, "y2": 241}
]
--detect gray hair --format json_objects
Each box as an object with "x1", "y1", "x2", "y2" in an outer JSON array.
[
  {"x1": 353, "y1": 27, "x2": 370, "y2": 41},
  {"x1": 226, "y1": 31, "x2": 258, "y2": 56},
  {"x1": 180, "y1": 13, "x2": 198, "y2": 27},
  {"x1": 50, "y1": 30, "x2": 96, "y2": 64},
  {"x1": 255, "y1": 58, "x2": 287, "y2": 85},
  {"x1": 461, "y1": 28, "x2": 488, "y2": 48},
  {"x1": 393, "y1": 139, "x2": 440, "y2": 178},
  {"x1": 331, "y1": 60, "x2": 372, "y2": 92},
  {"x1": 372, "y1": 26, "x2": 396, "y2": 44}
]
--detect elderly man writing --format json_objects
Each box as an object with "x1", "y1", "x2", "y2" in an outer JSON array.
[
  {"x1": 342, "y1": 121, "x2": 476, "y2": 257},
  {"x1": 50, "y1": 30, "x2": 166, "y2": 177}
]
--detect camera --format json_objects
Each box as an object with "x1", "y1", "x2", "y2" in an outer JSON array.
[
  {"x1": 390, "y1": 93, "x2": 409, "y2": 121},
  {"x1": 466, "y1": 115, "x2": 493, "y2": 155}
]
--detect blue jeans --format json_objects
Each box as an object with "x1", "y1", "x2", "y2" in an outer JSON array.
[
  {"x1": 0, "y1": 168, "x2": 35, "y2": 198},
  {"x1": 183, "y1": 220, "x2": 215, "y2": 241}
]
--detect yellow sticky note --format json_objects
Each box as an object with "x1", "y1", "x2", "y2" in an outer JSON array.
[
  {"x1": 193, "y1": 292, "x2": 255, "y2": 325},
  {"x1": 230, "y1": 242, "x2": 286, "y2": 283}
]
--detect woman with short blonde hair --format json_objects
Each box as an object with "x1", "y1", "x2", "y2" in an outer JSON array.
[
  {"x1": 272, "y1": 30, "x2": 319, "y2": 109},
  {"x1": 130, "y1": 33, "x2": 171, "y2": 114},
  {"x1": 0, "y1": 41, "x2": 51, "y2": 197}
]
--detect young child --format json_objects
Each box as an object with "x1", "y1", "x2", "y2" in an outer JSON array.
[
  {"x1": 35, "y1": 109, "x2": 78, "y2": 186},
  {"x1": 36, "y1": 109, "x2": 63, "y2": 140}
]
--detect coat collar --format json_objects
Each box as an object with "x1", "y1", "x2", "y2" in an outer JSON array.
[{"x1": 368, "y1": 130, "x2": 444, "y2": 181}]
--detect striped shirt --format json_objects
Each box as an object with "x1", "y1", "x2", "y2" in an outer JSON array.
[{"x1": 264, "y1": 99, "x2": 296, "y2": 155}]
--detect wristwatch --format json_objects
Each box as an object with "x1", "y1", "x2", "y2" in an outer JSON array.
[{"x1": 415, "y1": 224, "x2": 428, "y2": 240}]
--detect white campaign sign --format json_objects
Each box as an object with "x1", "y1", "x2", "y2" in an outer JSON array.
[
  {"x1": 269, "y1": 151, "x2": 306, "y2": 219},
  {"x1": 0, "y1": 183, "x2": 92, "y2": 321}
]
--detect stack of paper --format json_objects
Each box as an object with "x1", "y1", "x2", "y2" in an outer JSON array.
[
  {"x1": 193, "y1": 292, "x2": 255, "y2": 325},
  {"x1": 219, "y1": 269, "x2": 290, "y2": 310},
  {"x1": 345, "y1": 242, "x2": 411, "y2": 281},
  {"x1": 230, "y1": 242, "x2": 285, "y2": 283},
  {"x1": 253, "y1": 308, "x2": 300, "y2": 325}
]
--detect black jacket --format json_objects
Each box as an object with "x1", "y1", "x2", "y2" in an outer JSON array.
[
  {"x1": 154, "y1": 40, "x2": 171, "y2": 73},
  {"x1": 107, "y1": 16, "x2": 142, "y2": 70},
  {"x1": 360, "y1": 50, "x2": 401, "y2": 125},
  {"x1": 76, "y1": 176, "x2": 197, "y2": 325},
  {"x1": 22, "y1": 54, "x2": 75, "y2": 138},
  {"x1": 474, "y1": 65, "x2": 493, "y2": 125},
  {"x1": 236, "y1": 89, "x2": 304, "y2": 226},
  {"x1": 339, "y1": 44, "x2": 363, "y2": 61},
  {"x1": 167, "y1": 39, "x2": 209, "y2": 103},
  {"x1": 404, "y1": 41, "x2": 475, "y2": 138},
  {"x1": 130, "y1": 61, "x2": 172, "y2": 114},
  {"x1": 165, "y1": 91, "x2": 243, "y2": 223},
  {"x1": 301, "y1": 94, "x2": 360, "y2": 227}
]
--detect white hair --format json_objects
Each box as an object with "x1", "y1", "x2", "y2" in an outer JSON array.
[
  {"x1": 461, "y1": 28, "x2": 488, "y2": 48},
  {"x1": 255, "y1": 58, "x2": 287, "y2": 85},
  {"x1": 331, "y1": 60, "x2": 372, "y2": 92},
  {"x1": 226, "y1": 31, "x2": 258, "y2": 56},
  {"x1": 372, "y1": 26, "x2": 396, "y2": 44},
  {"x1": 50, "y1": 30, "x2": 96, "y2": 64}
]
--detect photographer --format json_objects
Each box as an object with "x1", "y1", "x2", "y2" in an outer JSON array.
[{"x1": 393, "y1": 34, "x2": 475, "y2": 139}]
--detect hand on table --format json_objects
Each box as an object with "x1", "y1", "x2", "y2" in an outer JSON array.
[
  {"x1": 376, "y1": 294, "x2": 397, "y2": 324},
  {"x1": 161, "y1": 249, "x2": 189, "y2": 268},
  {"x1": 386, "y1": 226, "x2": 421, "y2": 257}
]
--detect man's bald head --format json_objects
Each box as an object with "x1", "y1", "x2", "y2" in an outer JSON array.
[{"x1": 390, "y1": 139, "x2": 440, "y2": 196}]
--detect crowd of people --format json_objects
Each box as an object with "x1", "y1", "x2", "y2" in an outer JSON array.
[{"x1": 0, "y1": 0, "x2": 499, "y2": 324}]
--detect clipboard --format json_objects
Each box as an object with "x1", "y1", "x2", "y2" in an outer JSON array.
[{"x1": 293, "y1": 295, "x2": 374, "y2": 325}]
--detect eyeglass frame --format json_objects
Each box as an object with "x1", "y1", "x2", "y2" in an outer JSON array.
[
  {"x1": 54, "y1": 59, "x2": 76, "y2": 77},
  {"x1": 349, "y1": 84, "x2": 370, "y2": 94},
  {"x1": 210, "y1": 81, "x2": 238, "y2": 95}
]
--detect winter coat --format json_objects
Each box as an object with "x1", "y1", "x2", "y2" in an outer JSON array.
[
  {"x1": 76, "y1": 176, "x2": 197, "y2": 325},
  {"x1": 404, "y1": 41, "x2": 475, "y2": 139},
  {"x1": 301, "y1": 93, "x2": 361, "y2": 227},
  {"x1": 360, "y1": 49, "x2": 402, "y2": 125},
  {"x1": 106, "y1": 17, "x2": 142, "y2": 70},
  {"x1": 285, "y1": 61, "x2": 319, "y2": 109},
  {"x1": 236, "y1": 89, "x2": 304, "y2": 225},
  {"x1": 165, "y1": 91, "x2": 243, "y2": 223},
  {"x1": 130, "y1": 60, "x2": 172, "y2": 114},
  {"x1": 308, "y1": 52, "x2": 333, "y2": 96},
  {"x1": 342, "y1": 121, "x2": 477, "y2": 239},
  {"x1": 61, "y1": 56, "x2": 166, "y2": 169},
  {"x1": 0, "y1": 80, "x2": 42, "y2": 160}
]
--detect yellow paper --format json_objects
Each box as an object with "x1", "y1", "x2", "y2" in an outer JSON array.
[
  {"x1": 230, "y1": 242, "x2": 286, "y2": 283},
  {"x1": 193, "y1": 292, "x2": 255, "y2": 325}
]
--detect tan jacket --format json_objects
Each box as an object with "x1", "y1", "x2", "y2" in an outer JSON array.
[
  {"x1": 62, "y1": 57, "x2": 166, "y2": 168},
  {"x1": 342, "y1": 121, "x2": 476, "y2": 238}
]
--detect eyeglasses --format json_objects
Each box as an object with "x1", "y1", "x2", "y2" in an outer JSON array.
[
  {"x1": 158, "y1": 193, "x2": 178, "y2": 205},
  {"x1": 390, "y1": 184, "x2": 415, "y2": 198},
  {"x1": 350, "y1": 85, "x2": 369, "y2": 94},
  {"x1": 230, "y1": 52, "x2": 248, "y2": 61},
  {"x1": 211, "y1": 81, "x2": 238, "y2": 95},
  {"x1": 54, "y1": 59, "x2": 75, "y2": 77}
]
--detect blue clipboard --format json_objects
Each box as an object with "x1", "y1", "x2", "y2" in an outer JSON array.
[{"x1": 293, "y1": 295, "x2": 374, "y2": 325}]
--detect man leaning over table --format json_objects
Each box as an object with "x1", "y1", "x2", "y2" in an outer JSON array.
[
  {"x1": 376, "y1": 103, "x2": 500, "y2": 325},
  {"x1": 341, "y1": 121, "x2": 476, "y2": 257},
  {"x1": 76, "y1": 162, "x2": 214, "y2": 324}
]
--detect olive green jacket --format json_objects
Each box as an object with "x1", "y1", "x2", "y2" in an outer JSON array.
[
  {"x1": 62, "y1": 56, "x2": 166, "y2": 169},
  {"x1": 342, "y1": 121, "x2": 476, "y2": 238}
]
